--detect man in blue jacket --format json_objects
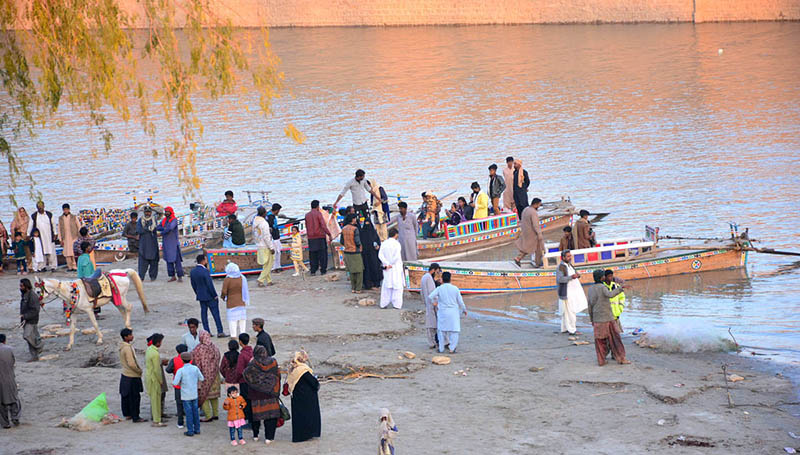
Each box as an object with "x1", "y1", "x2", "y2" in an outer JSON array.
[{"x1": 190, "y1": 254, "x2": 226, "y2": 338}]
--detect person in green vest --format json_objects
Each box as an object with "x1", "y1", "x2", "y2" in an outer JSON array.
[
  {"x1": 604, "y1": 270, "x2": 626, "y2": 333},
  {"x1": 77, "y1": 242, "x2": 95, "y2": 278},
  {"x1": 145, "y1": 333, "x2": 169, "y2": 427}
]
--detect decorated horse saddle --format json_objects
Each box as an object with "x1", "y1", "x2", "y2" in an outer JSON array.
[{"x1": 81, "y1": 269, "x2": 113, "y2": 301}]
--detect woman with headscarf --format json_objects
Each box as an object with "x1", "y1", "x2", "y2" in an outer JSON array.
[
  {"x1": 193, "y1": 331, "x2": 222, "y2": 422},
  {"x1": 10, "y1": 208, "x2": 32, "y2": 268},
  {"x1": 378, "y1": 408, "x2": 398, "y2": 455},
  {"x1": 282, "y1": 350, "x2": 321, "y2": 442},
  {"x1": 156, "y1": 206, "x2": 184, "y2": 282},
  {"x1": 360, "y1": 218, "x2": 383, "y2": 290},
  {"x1": 243, "y1": 346, "x2": 280, "y2": 445},
  {"x1": 512, "y1": 160, "x2": 530, "y2": 213},
  {"x1": 221, "y1": 262, "x2": 249, "y2": 338}
]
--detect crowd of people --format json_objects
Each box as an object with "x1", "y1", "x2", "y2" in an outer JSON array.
[
  {"x1": 117, "y1": 320, "x2": 321, "y2": 443},
  {"x1": 0, "y1": 166, "x2": 629, "y2": 448}
]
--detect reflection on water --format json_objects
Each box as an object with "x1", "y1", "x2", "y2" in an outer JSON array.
[{"x1": 1, "y1": 22, "x2": 799, "y2": 363}]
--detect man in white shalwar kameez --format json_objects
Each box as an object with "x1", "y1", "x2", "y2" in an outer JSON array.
[
  {"x1": 420, "y1": 263, "x2": 441, "y2": 349},
  {"x1": 253, "y1": 207, "x2": 274, "y2": 287},
  {"x1": 29, "y1": 201, "x2": 58, "y2": 272},
  {"x1": 378, "y1": 228, "x2": 404, "y2": 309},
  {"x1": 428, "y1": 272, "x2": 467, "y2": 354},
  {"x1": 555, "y1": 250, "x2": 588, "y2": 335}
]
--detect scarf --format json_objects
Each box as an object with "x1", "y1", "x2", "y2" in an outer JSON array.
[
  {"x1": 192, "y1": 331, "x2": 221, "y2": 404},
  {"x1": 286, "y1": 350, "x2": 313, "y2": 394},
  {"x1": 141, "y1": 213, "x2": 157, "y2": 232},
  {"x1": 161, "y1": 206, "x2": 176, "y2": 227},
  {"x1": 242, "y1": 346, "x2": 279, "y2": 395},
  {"x1": 515, "y1": 160, "x2": 525, "y2": 188},
  {"x1": 12, "y1": 209, "x2": 30, "y2": 236},
  {"x1": 225, "y1": 262, "x2": 249, "y2": 305}
]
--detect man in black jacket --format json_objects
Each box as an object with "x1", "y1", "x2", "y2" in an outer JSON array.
[
  {"x1": 19, "y1": 279, "x2": 43, "y2": 361},
  {"x1": 252, "y1": 318, "x2": 275, "y2": 356}
]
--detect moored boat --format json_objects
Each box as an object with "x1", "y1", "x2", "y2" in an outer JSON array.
[
  {"x1": 206, "y1": 243, "x2": 325, "y2": 277},
  {"x1": 404, "y1": 227, "x2": 749, "y2": 294}
]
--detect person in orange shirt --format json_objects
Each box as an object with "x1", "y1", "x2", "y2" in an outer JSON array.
[{"x1": 223, "y1": 386, "x2": 248, "y2": 445}]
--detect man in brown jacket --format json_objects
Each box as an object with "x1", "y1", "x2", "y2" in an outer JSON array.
[
  {"x1": 119, "y1": 328, "x2": 146, "y2": 422},
  {"x1": 513, "y1": 198, "x2": 544, "y2": 267},
  {"x1": 573, "y1": 210, "x2": 595, "y2": 249}
]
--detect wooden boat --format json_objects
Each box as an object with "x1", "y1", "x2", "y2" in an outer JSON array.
[
  {"x1": 329, "y1": 210, "x2": 574, "y2": 268},
  {"x1": 206, "y1": 242, "x2": 327, "y2": 277},
  {"x1": 416, "y1": 210, "x2": 573, "y2": 260},
  {"x1": 404, "y1": 227, "x2": 749, "y2": 294}
]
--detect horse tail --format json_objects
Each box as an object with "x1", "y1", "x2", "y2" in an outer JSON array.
[{"x1": 126, "y1": 269, "x2": 149, "y2": 313}]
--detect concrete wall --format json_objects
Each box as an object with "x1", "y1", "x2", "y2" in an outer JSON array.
[{"x1": 12, "y1": 0, "x2": 800, "y2": 28}]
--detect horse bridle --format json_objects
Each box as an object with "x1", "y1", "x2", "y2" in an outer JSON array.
[{"x1": 35, "y1": 280, "x2": 64, "y2": 306}]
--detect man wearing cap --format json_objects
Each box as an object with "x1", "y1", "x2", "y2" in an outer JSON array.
[{"x1": 137, "y1": 206, "x2": 160, "y2": 281}]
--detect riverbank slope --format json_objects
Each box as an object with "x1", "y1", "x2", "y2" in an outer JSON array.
[{"x1": 0, "y1": 260, "x2": 798, "y2": 454}]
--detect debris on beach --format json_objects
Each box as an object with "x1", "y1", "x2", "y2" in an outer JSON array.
[
  {"x1": 39, "y1": 354, "x2": 59, "y2": 361},
  {"x1": 42, "y1": 324, "x2": 63, "y2": 332},
  {"x1": 453, "y1": 369, "x2": 467, "y2": 376},
  {"x1": 324, "y1": 273, "x2": 341, "y2": 282},
  {"x1": 529, "y1": 366, "x2": 544, "y2": 373},
  {"x1": 58, "y1": 393, "x2": 120, "y2": 431},
  {"x1": 358, "y1": 298, "x2": 376, "y2": 306},
  {"x1": 568, "y1": 336, "x2": 577, "y2": 341},
  {"x1": 727, "y1": 374, "x2": 745, "y2": 383},
  {"x1": 572, "y1": 341, "x2": 590, "y2": 346},
  {"x1": 432, "y1": 356, "x2": 451, "y2": 365},
  {"x1": 634, "y1": 327, "x2": 737, "y2": 353},
  {"x1": 403, "y1": 351, "x2": 416, "y2": 359}
]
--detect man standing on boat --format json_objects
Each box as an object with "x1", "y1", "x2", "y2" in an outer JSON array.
[
  {"x1": 488, "y1": 164, "x2": 506, "y2": 216},
  {"x1": 514, "y1": 198, "x2": 544, "y2": 268},
  {"x1": 587, "y1": 270, "x2": 630, "y2": 366},
  {"x1": 378, "y1": 228, "x2": 404, "y2": 309},
  {"x1": 512, "y1": 160, "x2": 530, "y2": 213},
  {"x1": 573, "y1": 210, "x2": 595, "y2": 249},
  {"x1": 391, "y1": 202, "x2": 418, "y2": 261},
  {"x1": 216, "y1": 191, "x2": 238, "y2": 218},
  {"x1": 420, "y1": 263, "x2": 441, "y2": 349},
  {"x1": 305, "y1": 200, "x2": 332, "y2": 276},
  {"x1": 137, "y1": 206, "x2": 160, "y2": 281},
  {"x1": 428, "y1": 272, "x2": 467, "y2": 354},
  {"x1": 556, "y1": 250, "x2": 587, "y2": 336},
  {"x1": 334, "y1": 169, "x2": 372, "y2": 220},
  {"x1": 502, "y1": 156, "x2": 516, "y2": 213}
]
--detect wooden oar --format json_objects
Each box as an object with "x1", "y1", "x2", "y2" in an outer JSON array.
[{"x1": 745, "y1": 247, "x2": 800, "y2": 257}]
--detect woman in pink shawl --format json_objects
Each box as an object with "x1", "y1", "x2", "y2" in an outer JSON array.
[{"x1": 194, "y1": 331, "x2": 222, "y2": 422}]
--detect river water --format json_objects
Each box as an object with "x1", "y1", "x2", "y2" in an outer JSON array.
[{"x1": 1, "y1": 23, "x2": 799, "y2": 365}]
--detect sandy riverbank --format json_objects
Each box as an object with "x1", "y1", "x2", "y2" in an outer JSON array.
[{"x1": 0, "y1": 259, "x2": 798, "y2": 454}]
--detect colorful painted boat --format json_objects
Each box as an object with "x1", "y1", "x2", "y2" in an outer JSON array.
[
  {"x1": 404, "y1": 227, "x2": 749, "y2": 294},
  {"x1": 206, "y1": 243, "x2": 327, "y2": 277},
  {"x1": 416, "y1": 210, "x2": 573, "y2": 259}
]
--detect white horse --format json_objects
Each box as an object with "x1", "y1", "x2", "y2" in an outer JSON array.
[{"x1": 35, "y1": 269, "x2": 148, "y2": 350}]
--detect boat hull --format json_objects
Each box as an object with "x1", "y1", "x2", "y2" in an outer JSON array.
[
  {"x1": 405, "y1": 247, "x2": 747, "y2": 294},
  {"x1": 206, "y1": 243, "x2": 333, "y2": 277},
  {"x1": 417, "y1": 213, "x2": 571, "y2": 259}
]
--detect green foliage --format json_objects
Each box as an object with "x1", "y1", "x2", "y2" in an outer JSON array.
[{"x1": 0, "y1": 0, "x2": 289, "y2": 205}]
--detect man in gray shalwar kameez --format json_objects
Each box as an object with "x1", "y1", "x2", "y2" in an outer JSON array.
[
  {"x1": 420, "y1": 263, "x2": 441, "y2": 349},
  {"x1": 0, "y1": 334, "x2": 21, "y2": 428},
  {"x1": 390, "y1": 202, "x2": 418, "y2": 261}
]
